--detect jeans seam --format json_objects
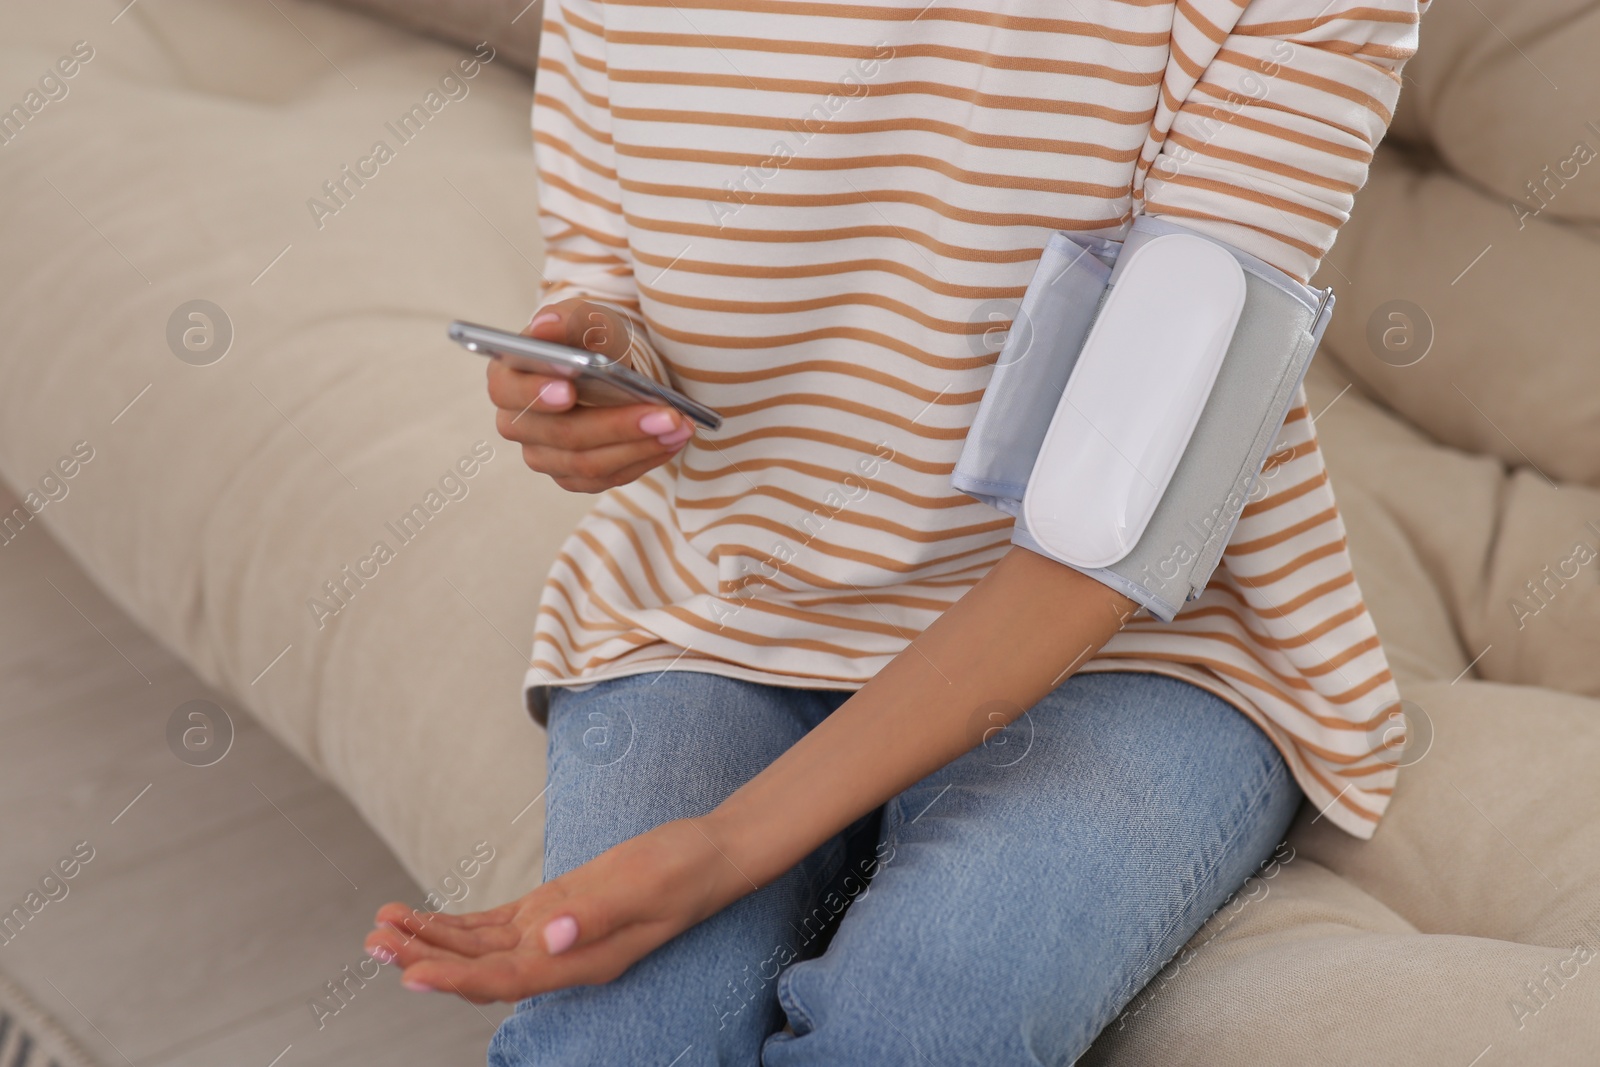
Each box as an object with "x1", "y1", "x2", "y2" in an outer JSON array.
[
  {"x1": 777, "y1": 793, "x2": 904, "y2": 1039},
  {"x1": 1098, "y1": 751, "x2": 1287, "y2": 1015},
  {"x1": 879, "y1": 789, "x2": 907, "y2": 847},
  {"x1": 776, "y1": 964, "x2": 816, "y2": 1034}
]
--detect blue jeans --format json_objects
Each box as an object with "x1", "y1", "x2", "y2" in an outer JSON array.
[{"x1": 488, "y1": 669, "x2": 1302, "y2": 1066}]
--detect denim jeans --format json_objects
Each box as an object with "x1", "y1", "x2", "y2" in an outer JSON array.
[{"x1": 487, "y1": 668, "x2": 1303, "y2": 1066}]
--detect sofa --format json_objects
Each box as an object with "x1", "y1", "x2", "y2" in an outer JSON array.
[{"x1": 2, "y1": 1, "x2": 1597, "y2": 1061}]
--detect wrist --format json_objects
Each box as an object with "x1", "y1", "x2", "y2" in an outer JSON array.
[{"x1": 693, "y1": 803, "x2": 786, "y2": 906}]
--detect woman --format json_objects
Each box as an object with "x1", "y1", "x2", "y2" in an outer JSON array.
[{"x1": 366, "y1": 1, "x2": 1427, "y2": 1062}]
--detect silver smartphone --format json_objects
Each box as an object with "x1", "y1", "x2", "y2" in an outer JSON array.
[{"x1": 448, "y1": 320, "x2": 723, "y2": 431}]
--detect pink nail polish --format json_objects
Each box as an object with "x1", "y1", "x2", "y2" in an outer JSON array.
[
  {"x1": 543, "y1": 915, "x2": 579, "y2": 955},
  {"x1": 402, "y1": 980, "x2": 433, "y2": 992},
  {"x1": 366, "y1": 945, "x2": 395, "y2": 964},
  {"x1": 529, "y1": 311, "x2": 560, "y2": 331},
  {"x1": 543, "y1": 380, "x2": 573, "y2": 405},
  {"x1": 639, "y1": 410, "x2": 677, "y2": 435},
  {"x1": 657, "y1": 424, "x2": 694, "y2": 447}
]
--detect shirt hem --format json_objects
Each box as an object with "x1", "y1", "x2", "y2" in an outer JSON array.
[{"x1": 522, "y1": 654, "x2": 1392, "y2": 840}]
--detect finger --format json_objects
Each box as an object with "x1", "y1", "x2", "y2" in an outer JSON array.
[
  {"x1": 415, "y1": 902, "x2": 523, "y2": 930},
  {"x1": 371, "y1": 903, "x2": 438, "y2": 940},
  {"x1": 520, "y1": 433, "x2": 686, "y2": 482},
  {"x1": 486, "y1": 359, "x2": 576, "y2": 415},
  {"x1": 385, "y1": 917, "x2": 522, "y2": 958},
  {"x1": 370, "y1": 903, "x2": 517, "y2": 956},
  {"x1": 529, "y1": 301, "x2": 636, "y2": 364},
  {"x1": 365, "y1": 925, "x2": 463, "y2": 969},
  {"x1": 402, "y1": 951, "x2": 544, "y2": 1004},
  {"x1": 497, "y1": 403, "x2": 688, "y2": 452},
  {"x1": 401, "y1": 917, "x2": 673, "y2": 1003},
  {"x1": 375, "y1": 900, "x2": 520, "y2": 931},
  {"x1": 373, "y1": 901, "x2": 416, "y2": 928},
  {"x1": 549, "y1": 447, "x2": 684, "y2": 495},
  {"x1": 531, "y1": 865, "x2": 662, "y2": 961}
]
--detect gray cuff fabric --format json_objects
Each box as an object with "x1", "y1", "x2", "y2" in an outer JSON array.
[{"x1": 951, "y1": 213, "x2": 1336, "y2": 622}]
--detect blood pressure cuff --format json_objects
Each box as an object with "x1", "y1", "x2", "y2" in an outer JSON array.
[{"x1": 951, "y1": 213, "x2": 1336, "y2": 622}]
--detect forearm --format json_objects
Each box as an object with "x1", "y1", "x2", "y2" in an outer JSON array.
[{"x1": 701, "y1": 545, "x2": 1138, "y2": 896}]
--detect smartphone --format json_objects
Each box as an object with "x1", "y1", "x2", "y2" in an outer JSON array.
[{"x1": 448, "y1": 320, "x2": 723, "y2": 431}]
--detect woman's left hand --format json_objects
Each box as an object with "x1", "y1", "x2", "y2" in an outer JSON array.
[{"x1": 363, "y1": 817, "x2": 748, "y2": 1003}]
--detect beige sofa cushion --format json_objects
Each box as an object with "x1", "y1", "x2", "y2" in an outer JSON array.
[
  {"x1": 1316, "y1": 0, "x2": 1600, "y2": 486},
  {"x1": 1468, "y1": 473, "x2": 1600, "y2": 697},
  {"x1": 316, "y1": 0, "x2": 544, "y2": 73},
  {"x1": 1388, "y1": 0, "x2": 1600, "y2": 223},
  {"x1": 1290, "y1": 680, "x2": 1600, "y2": 946},
  {"x1": 1318, "y1": 153, "x2": 1600, "y2": 488},
  {"x1": 1303, "y1": 355, "x2": 1600, "y2": 701},
  {"x1": 0, "y1": 0, "x2": 578, "y2": 906},
  {"x1": 1300, "y1": 357, "x2": 1484, "y2": 688},
  {"x1": 1084, "y1": 679, "x2": 1600, "y2": 1064},
  {"x1": 1307, "y1": 0, "x2": 1600, "y2": 699}
]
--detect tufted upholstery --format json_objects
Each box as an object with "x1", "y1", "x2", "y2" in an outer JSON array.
[{"x1": 1, "y1": 0, "x2": 1597, "y2": 1060}]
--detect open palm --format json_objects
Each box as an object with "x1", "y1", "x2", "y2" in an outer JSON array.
[{"x1": 364, "y1": 817, "x2": 744, "y2": 1003}]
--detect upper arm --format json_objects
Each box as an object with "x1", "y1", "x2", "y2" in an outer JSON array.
[
  {"x1": 533, "y1": 1, "x2": 672, "y2": 382},
  {"x1": 534, "y1": 0, "x2": 639, "y2": 311},
  {"x1": 1140, "y1": 0, "x2": 1431, "y2": 282}
]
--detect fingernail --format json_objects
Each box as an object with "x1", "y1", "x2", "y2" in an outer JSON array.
[
  {"x1": 529, "y1": 311, "x2": 560, "y2": 331},
  {"x1": 366, "y1": 945, "x2": 395, "y2": 964},
  {"x1": 543, "y1": 380, "x2": 573, "y2": 405},
  {"x1": 657, "y1": 424, "x2": 694, "y2": 447},
  {"x1": 543, "y1": 915, "x2": 579, "y2": 955},
  {"x1": 402, "y1": 980, "x2": 434, "y2": 992},
  {"x1": 638, "y1": 410, "x2": 677, "y2": 435}
]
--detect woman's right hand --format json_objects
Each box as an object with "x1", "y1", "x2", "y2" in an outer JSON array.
[{"x1": 487, "y1": 298, "x2": 695, "y2": 494}]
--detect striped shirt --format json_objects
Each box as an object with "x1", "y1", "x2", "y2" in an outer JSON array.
[{"x1": 522, "y1": 0, "x2": 1429, "y2": 839}]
